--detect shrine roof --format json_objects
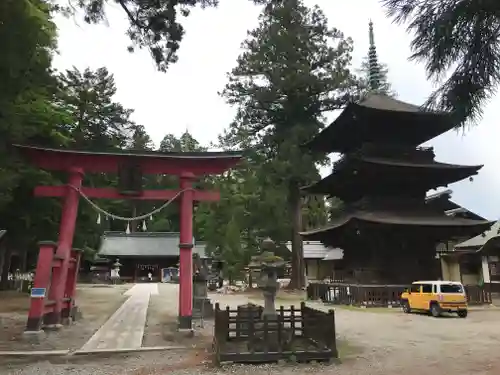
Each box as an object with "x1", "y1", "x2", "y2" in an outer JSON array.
[
  {"x1": 454, "y1": 221, "x2": 500, "y2": 251},
  {"x1": 97, "y1": 231, "x2": 208, "y2": 258},
  {"x1": 303, "y1": 94, "x2": 455, "y2": 154},
  {"x1": 300, "y1": 211, "x2": 493, "y2": 240},
  {"x1": 13, "y1": 144, "x2": 243, "y2": 175}
]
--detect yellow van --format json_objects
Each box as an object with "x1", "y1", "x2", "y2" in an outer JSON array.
[{"x1": 400, "y1": 280, "x2": 468, "y2": 318}]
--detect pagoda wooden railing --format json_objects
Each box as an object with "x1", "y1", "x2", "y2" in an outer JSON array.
[{"x1": 307, "y1": 282, "x2": 492, "y2": 307}]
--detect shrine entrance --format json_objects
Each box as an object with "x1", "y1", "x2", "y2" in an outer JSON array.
[{"x1": 14, "y1": 144, "x2": 242, "y2": 331}]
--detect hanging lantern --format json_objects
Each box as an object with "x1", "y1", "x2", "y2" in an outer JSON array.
[
  {"x1": 96, "y1": 213, "x2": 101, "y2": 225},
  {"x1": 150, "y1": 214, "x2": 153, "y2": 221},
  {"x1": 142, "y1": 220, "x2": 147, "y2": 231},
  {"x1": 126, "y1": 222, "x2": 131, "y2": 234}
]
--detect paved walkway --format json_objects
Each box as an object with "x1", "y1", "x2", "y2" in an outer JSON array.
[{"x1": 79, "y1": 283, "x2": 159, "y2": 351}]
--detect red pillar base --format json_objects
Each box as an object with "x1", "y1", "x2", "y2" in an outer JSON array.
[
  {"x1": 26, "y1": 243, "x2": 83, "y2": 332},
  {"x1": 178, "y1": 242, "x2": 193, "y2": 329},
  {"x1": 26, "y1": 242, "x2": 57, "y2": 332},
  {"x1": 178, "y1": 315, "x2": 193, "y2": 329}
]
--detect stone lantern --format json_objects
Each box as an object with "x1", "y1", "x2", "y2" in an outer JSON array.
[
  {"x1": 111, "y1": 258, "x2": 121, "y2": 284},
  {"x1": 246, "y1": 244, "x2": 290, "y2": 351},
  {"x1": 192, "y1": 253, "x2": 213, "y2": 319}
]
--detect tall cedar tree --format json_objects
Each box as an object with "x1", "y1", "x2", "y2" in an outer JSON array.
[
  {"x1": 382, "y1": 0, "x2": 500, "y2": 126},
  {"x1": 222, "y1": 0, "x2": 358, "y2": 289},
  {"x1": 75, "y1": 0, "x2": 280, "y2": 71},
  {"x1": 58, "y1": 67, "x2": 134, "y2": 150}
]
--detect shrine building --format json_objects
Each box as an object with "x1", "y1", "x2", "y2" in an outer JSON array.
[{"x1": 96, "y1": 231, "x2": 209, "y2": 282}]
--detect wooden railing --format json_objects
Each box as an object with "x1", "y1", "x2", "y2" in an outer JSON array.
[
  {"x1": 213, "y1": 302, "x2": 338, "y2": 364},
  {"x1": 465, "y1": 285, "x2": 492, "y2": 305},
  {"x1": 307, "y1": 282, "x2": 493, "y2": 307},
  {"x1": 307, "y1": 283, "x2": 405, "y2": 307}
]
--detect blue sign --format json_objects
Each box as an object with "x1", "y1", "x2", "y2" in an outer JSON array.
[{"x1": 30, "y1": 288, "x2": 46, "y2": 298}]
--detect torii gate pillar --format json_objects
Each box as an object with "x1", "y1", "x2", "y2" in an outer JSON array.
[{"x1": 178, "y1": 172, "x2": 194, "y2": 329}]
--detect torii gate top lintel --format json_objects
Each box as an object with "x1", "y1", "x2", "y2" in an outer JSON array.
[{"x1": 13, "y1": 144, "x2": 242, "y2": 175}]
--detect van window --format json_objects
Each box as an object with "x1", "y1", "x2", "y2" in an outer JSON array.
[
  {"x1": 433, "y1": 284, "x2": 437, "y2": 293},
  {"x1": 422, "y1": 284, "x2": 432, "y2": 293},
  {"x1": 439, "y1": 284, "x2": 464, "y2": 294},
  {"x1": 410, "y1": 284, "x2": 421, "y2": 293}
]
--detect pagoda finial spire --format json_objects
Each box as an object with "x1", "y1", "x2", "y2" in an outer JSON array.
[{"x1": 368, "y1": 19, "x2": 381, "y2": 92}]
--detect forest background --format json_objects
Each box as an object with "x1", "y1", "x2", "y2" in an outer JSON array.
[{"x1": 1, "y1": 0, "x2": 395, "y2": 288}]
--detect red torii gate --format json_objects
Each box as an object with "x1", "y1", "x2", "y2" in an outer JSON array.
[{"x1": 15, "y1": 144, "x2": 242, "y2": 331}]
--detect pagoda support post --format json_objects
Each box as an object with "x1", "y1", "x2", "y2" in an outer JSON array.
[
  {"x1": 178, "y1": 172, "x2": 194, "y2": 329},
  {"x1": 46, "y1": 167, "x2": 83, "y2": 328}
]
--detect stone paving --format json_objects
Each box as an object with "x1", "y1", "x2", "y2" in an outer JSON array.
[{"x1": 79, "y1": 283, "x2": 159, "y2": 351}]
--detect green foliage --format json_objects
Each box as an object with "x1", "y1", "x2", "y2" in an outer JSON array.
[
  {"x1": 0, "y1": 0, "x2": 73, "y2": 272},
  {"x1": 58, "y1": 67, "x2": 135, "y2": 150},
  {"x1": 382, "y1": 0, "x2": 500, "y2": 126},
  {"x1": 73, "y1": 0, "x2": 276, "y2": 71},
  {"x1": 159, "y1": 132, "x2": 207, "y2": 152}
]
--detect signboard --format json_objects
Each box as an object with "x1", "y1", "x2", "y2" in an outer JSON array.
[{"x1": 30, "y1": 288, "x2": 46, "y2": 298}]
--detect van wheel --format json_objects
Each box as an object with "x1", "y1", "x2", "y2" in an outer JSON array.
[
  {"x1": 402, "y1": 301, "x2": 411, "y2": 314},
  {"x1": 457, "y1": 310, "x2": 468, "y2": 318},
  {"x1": 430, "y1": 303, "x2": 441, "y2": 318}
]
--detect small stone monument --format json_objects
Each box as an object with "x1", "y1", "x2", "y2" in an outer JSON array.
[{"x1": 192, "y1": 253, "x2": 213, "y2": 319}]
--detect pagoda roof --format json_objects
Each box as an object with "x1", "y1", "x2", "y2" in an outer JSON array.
[
  {"x1": 302, "y1": 156, "x2": 482, "y2": 200},
  {"x1": 13, "y1": 144, "x2": 242, "y2": 175},
  {"x1": 97, "y1": 232, "x2": 208, "y2": 258},
  {"x1": 300, "y1": 210, "x2": 493, "y2": 241},
  {"x1": 303, "y1": 94, "x2": 455, "y2": 154}
]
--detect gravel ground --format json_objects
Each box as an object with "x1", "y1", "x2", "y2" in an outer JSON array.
[
  {"x1": 3, "y1": 289, "x2": 500, "y2": 374},
  {"x1": 0, "y1": 285, "x2": 130, "y2": 352},
  {"x1": 143, "y1": 283, "x2": 214, "y2": 348}
]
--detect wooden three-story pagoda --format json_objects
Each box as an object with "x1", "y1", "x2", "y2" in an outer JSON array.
[
  {"x1": 299, "y1": 21, "x2": 492, "y2": 285},
  {"x1": 300, "y1": 93, "x2": 493, "y2": 284}
]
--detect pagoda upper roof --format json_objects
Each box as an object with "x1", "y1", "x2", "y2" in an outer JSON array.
[
  {"x1": 300, "y1": 210, "x2": 493, "y2": 243},
  {"x1": 303, "y1": 94, "x2": 455, "y2": 154},
  {"x1": 13, "y1": 144, "x2": 242, "y2": 175},
  {"x1": 302, "y1": 155, "x2": 482, "y2": 201}
]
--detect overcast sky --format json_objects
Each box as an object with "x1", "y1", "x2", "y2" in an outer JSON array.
[{"x1": 53, "y1": 0, "x2": 500, "y2": 220}]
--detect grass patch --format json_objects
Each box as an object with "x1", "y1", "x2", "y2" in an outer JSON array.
[{"x1": 0, "y1": 291, "x2": 30, "y2": 313}]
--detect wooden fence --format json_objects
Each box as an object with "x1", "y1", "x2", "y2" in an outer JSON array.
[
  {"x1": 307, "y1": 282, "x2": 493, "y2": 307},
  {"x1": 213, "y1": 302, "x2": 338, "y2": 364}
]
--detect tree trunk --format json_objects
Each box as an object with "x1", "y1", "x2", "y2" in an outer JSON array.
[
  {"x1": 287, "y1": 182, "x2": 305, "y2": 289},
  {"x1": 0, "y1": 247, "x2": 12, "y2": 290}
]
